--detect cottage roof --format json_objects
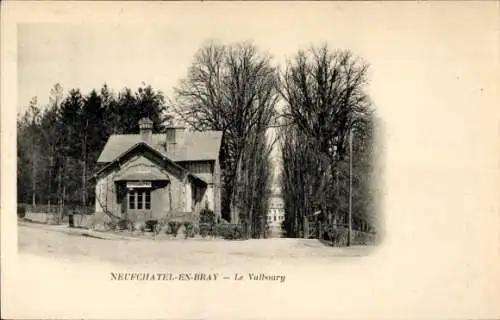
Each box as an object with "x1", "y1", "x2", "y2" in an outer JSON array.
[
  {"x1": 91, "y1": 141, "x2": 211, "y2": 186},
  {"x1": 191, "y1": 173, "x2": 214, "y2": 184},
  {"x1": 97, "y1": 131, "x2": 223, "y2": 163},
  {"x1": 91, "y1": 141, "x2": 186, "y2": 180},
  {"x1": 114, "y1": 164, "x2": 171, "y2": 182}
]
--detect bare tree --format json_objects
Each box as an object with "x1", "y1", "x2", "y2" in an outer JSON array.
[
  {"x1": 279, "y1": 45, "x2": 375, "y2": 240},
  {"x1": 172, "y1": 41, "x2": 279, "y2": 230},
  {"x1": 280, "y1": 45, "x2": 371, "y2": 164}
]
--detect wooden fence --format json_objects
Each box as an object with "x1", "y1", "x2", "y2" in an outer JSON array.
[{"x1": 19, "y1": 203, "x2": 94, "y2": 215}]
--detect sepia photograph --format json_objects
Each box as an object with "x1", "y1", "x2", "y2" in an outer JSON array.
[
  {"x1": 16, "y1": 24, "x2": 381, "y2": 267},
  {"x1": 2, "y1": 2, "x2": 500, "y2": 319}
]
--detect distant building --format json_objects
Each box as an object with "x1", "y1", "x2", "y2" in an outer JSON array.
[
  {"x1": 91, "y1": 118, "x2": 222, "y2": 223},
  {"x1": 267, "y1": 192, "x2": 284, "y2": 237}
]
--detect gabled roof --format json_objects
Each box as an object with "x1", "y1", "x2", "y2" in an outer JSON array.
[
  {"x1": 97, "y1": 131, "x2": 222, "y2": 163},
  {"x1": 114, "y1": 164, "x2": 171, "y2": 182},
  {"x1": 91, "y1": 141, "x2": 187, "y2": 180}
]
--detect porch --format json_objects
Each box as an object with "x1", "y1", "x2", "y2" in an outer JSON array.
[{"x1": 113, "y1": 177, "x2": 207, "y2": 224}]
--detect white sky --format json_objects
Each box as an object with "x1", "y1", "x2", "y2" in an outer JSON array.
[
  {"x1": 15, "y1": 2, "x2": 499, "y2": 182},
  {"x1": 18, "y1": 2, "x2": 485, "y2": 112}
]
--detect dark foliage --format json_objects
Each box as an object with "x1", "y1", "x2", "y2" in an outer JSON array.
[
  {"x1": 167, "y1": 221, "x2": 182, "y2": 236},
  {"x1": 199, "y1": 207, "x2": 216, "y2": 225},
  {"x1": 183, "y1": 221, "x2": 195, "y2": 238},
  {"x1": 216, "y1": 223, "x2": 243, "y2": 240},
  {"x1": 17, "y1": 83, "x2": 170, "y2": 215}
]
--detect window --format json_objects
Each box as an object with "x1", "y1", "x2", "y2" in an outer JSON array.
[
  {"x1": 137, "y1": 192, "x2": 143, "y2": 209},
  {"x1": 128, "y1": 192, "x2": 135, "y2": 209},
  {"x1": 274, "y1": 216, "x2": 276, "y2": 221},
  {"x1": 128, "y1": 190, "x2": 151, "y2": 210},
  {"x1": 145, "y1": 191, "x2": 151, "y2": 209}
]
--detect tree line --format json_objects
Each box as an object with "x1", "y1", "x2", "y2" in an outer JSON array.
[
  {"x1": 279, "y1": 46, "x2": 377, "y2": 237},
  {"x1": 17, "y1": 41, "x2": 377, "y2": 239}
]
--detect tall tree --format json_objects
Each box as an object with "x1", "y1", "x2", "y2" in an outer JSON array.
[
  {"x1": 106, "y1": 83, "x2": 168, "y2": 135},
  {"x1": 56, "y1": 89, "x2": 84, "y2": 215},
  {"x1": 279, "y1": 45, "x2": 376, "y2": 239},
  {"x1": 38, "y1": 101, "x2": 61, "y2": 208},
  {"x1": 17, "y1": 97, "x2": 41, "y2": 204},
  {"x1": 173, "y1": 41, "x2": 279, "y2": 229},
  {"x1": 80, "y1": 89, "x2": 103, "y2": 207},
  {"x1": 280, "y1": 45, "x2": 371, "y2": 163}
]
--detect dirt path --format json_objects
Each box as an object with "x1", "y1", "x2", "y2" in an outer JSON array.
[{"x1": 18, "y1": 223, "x2": 374, "y2": 268}]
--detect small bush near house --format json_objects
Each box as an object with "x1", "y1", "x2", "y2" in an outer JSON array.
[
  {"x1": 199, "y1": 223, "x2": 217, "y2": 238},
  {"x1": 199, "y1": 223, "x2": 210, "y2": 238},
  {"x1": 216, "y1": 223, "x2": 243, "y2": 240},
  {"x1": 199, "y1": 207, "x2": 215, "y2": 225},
  {"x1": 183, "y1": 221, "x2": 195, "y2": 239},
  {"x1": 167, "y1": 221, "x2": 182, "y2": 236},
  {"x1": 17, "y1": 205, "x2": 26, "y2": 219},
  {"x1": 144, "y1": 220, "x2": 159, "y2": 233}
]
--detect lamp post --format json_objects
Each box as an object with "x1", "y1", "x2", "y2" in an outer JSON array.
[{"x1": 348, "y1": 128, "x2": 353, "y2": 247}]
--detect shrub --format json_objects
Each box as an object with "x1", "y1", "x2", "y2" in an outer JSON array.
[
  {"x1": 216, "y1": 223, "x2": 243, "y2": 240},
  {"x1": 144, "y1": 220, "x2": 159, "y2": 233},
  {"x1": 199, "y1": 207, "x2": 215, "y2": 225},
  {"x1": 167, "y1": 221, "x2": 182, "y2": 236},
  {"x1": 183, "y1": 221, "x2": 195, "y2": 239},
  {"x1": 199, "y1": 223, "x2": 212, "y2": 238}
]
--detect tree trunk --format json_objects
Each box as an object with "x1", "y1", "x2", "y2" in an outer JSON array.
[
  {"x1": 32, "y1": 153, "x2": 36, "y2": 206},
  {"x1": 58, "y1": 156, "x2": 68, "y2": 224},
  {"x1": 82, "y1": 134, "x2": 87, "y2": 207},
  {"x1": 57, "y1": 159, "x2": 62, "y2": 224},
  {"x1": 47, "y1": 153, "x2": 53, "y2": 221}
]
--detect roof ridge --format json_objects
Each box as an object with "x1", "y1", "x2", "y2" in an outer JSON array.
[{"x1": 98, "y1": 129, "x2": 223, "y2": 163}]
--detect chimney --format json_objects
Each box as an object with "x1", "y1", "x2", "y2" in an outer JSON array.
[
  {"x1": 165, "y1": 120, "x2": 186, "y2": 153},
  {"x1": 138, "y1": 117, "x2": 153, "y2": 144}
]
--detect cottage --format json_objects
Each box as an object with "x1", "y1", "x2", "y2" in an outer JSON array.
[{"x1": 92, "y1": 118, "x2": 222, "y2": 224}]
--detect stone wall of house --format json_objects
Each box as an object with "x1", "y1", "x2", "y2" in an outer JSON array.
[
  {"x1": 151, "y1": 185, "x2": 166, "y2": 220},
  {"x1": 95, "y1": 172, "x2": 121, "y2": 217},
  {"x1": 168, "y1": 175, "x2": 185, "y2": 212},
  {"x1": 203, "y1": 185, "x2": 213, "y2": 210}
]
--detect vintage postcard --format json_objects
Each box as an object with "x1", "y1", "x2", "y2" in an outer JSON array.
[{"x1": 1, "y1": 1, "x2": 500, "y2": 319}]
